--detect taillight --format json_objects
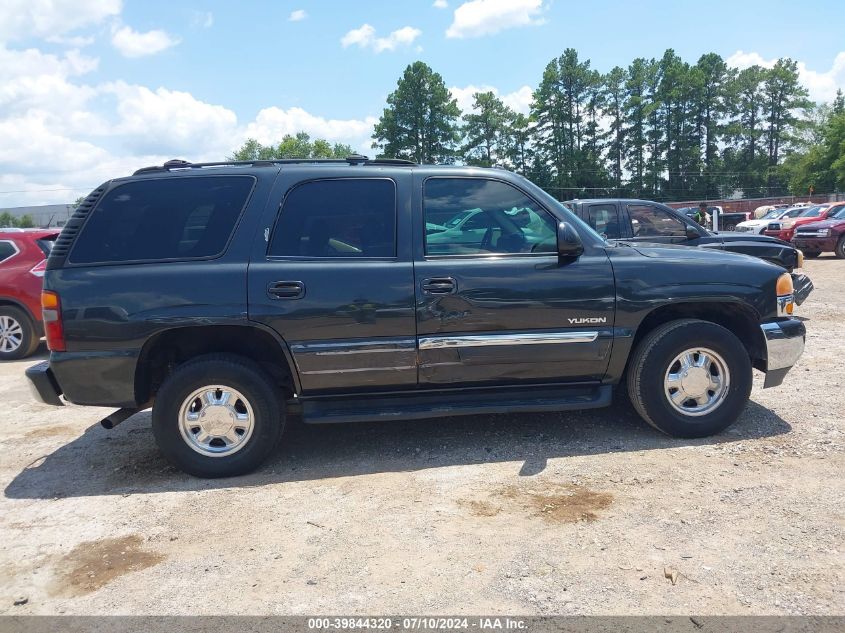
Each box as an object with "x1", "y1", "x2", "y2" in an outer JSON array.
[
  {"x1": 41, "y1": 290, "x2": 66, "y2": 352},
  {"x1": 29, "y1": 259, "x2": 47, "y2": 277}
]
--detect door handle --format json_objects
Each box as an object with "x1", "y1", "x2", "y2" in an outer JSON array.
[
  {"x1": 268, "y1": 281, "x2": 305, "y2": 299},
  {"x1": 422, "y1": 277, "x2": 456, "y2": 295}
]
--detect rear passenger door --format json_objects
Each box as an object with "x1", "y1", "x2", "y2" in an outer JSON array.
[{"x1": 247, "y1": 172, "x2": 417, "y2": 394}]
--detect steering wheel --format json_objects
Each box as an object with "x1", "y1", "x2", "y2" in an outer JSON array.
[{"x1": 480, "y1": 227, "x2": 494, "y2": 251}]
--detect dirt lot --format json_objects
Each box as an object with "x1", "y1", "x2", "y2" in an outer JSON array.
[{"x1": 0, "y1": 259, "x2": 842, "y2": 616}]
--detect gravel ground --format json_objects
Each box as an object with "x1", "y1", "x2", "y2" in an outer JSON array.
[{"x1": 0, "y1": 258, "x2": 842, "y2": 616}]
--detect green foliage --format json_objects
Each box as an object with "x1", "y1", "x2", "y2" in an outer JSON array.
[
  {"x1": 462, "y1": 91, "x2": 513, "y2": 167},
  {"x1": 0, "y1": 212, "x2": 35, "y2": 228},
  {"x1": 229, "y1": 132, "x2": 354, "y2": 161},
  {"x1": 16, "y1": 214, "x2": 34, "y2": 228},
  {"x1": 372, "y1": 61, "x2": 462, "y2": 163},
  {"x1": 781, "y1": 108, "x2": 845, "y2": 195},
  {"x1": 0, "y1": 212, "x2": 14, "y2": 228}
]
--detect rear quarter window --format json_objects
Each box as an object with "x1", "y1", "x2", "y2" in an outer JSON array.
[
  {"x1": 69, "y1": 176, "x2": 255, "y2": 265},
  {"x1": 0, "y1": 240, "x2": 19, "y2": 263}
]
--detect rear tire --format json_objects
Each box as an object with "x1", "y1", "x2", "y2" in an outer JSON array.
[
  {"x1": 835, "y1": 236, "x2": 845, "y2": 259},
  {"x1": 152, "y1": 355, "x2": 284, "y2": 478},
  {"x1": 0, "y1": 307, "x2": 40, "y2": 361},
  {"x1": 626, "y1": 319, "x2": 752, "y2": 438}
]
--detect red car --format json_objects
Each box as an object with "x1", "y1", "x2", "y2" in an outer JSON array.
[
  {"x1": 763, "y1": 202, "x2": 843, "y2": 241},
  {"x1": 792, "y1": 204, "x2": 845, "y2": 258},
  {"x1": 0, "y1": 229, "x2": 59, "y2": 359}
]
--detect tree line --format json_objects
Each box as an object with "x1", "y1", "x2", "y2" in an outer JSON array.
[
  {"x1": 0, "y1": 212, "x2": 35, "y2": 228},
  {"x1": 231, "y1": 49, "x2": 844, "y2": 202}
]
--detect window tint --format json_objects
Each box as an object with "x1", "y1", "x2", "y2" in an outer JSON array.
[
  {"x1": 587, "y1": 204, "x2": 622, "y2": 239},
  {"x1": 628, "y1": 204, "x2": 687, "y2": 238},
  {"x1": 70, "y1": 177, "x2": 253, "y2": 264},
  {"x1": 269, "y1": 179, "x2": 396, "y2": 258},
  {"x1": 0, "y1": 240, "x2": 17, "y2": 263},
  {"x1": 424, "y1": 178, "x2": 557, "y2": 256}
]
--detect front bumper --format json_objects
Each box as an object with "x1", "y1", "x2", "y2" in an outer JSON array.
[
  {"x1": 791, "y1": 273, "x2": 814, "y2": 306},
  {"x1": 760, "y1": 319, "x2": 806, "y2": 388},
  {"x1": 792, "y1": 236, "x2": 838, "y2": 252},
  {"x1": 764, "y1": 230, "x2": 793, "y2": 241},
  {"x1": 25, "y1": 360, "x2": 64, "y2": 406}
]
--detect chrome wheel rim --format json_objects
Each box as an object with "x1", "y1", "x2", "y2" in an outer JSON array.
[
  {"x1": 664, "y1": 347, "x2": 730, "y2": 417},
  {"x1": 178, "y1": 386, "x2": 255, "y2": 457},
  {"x1": 0, "y1": 316, "x2": 23, "y2": 353}
]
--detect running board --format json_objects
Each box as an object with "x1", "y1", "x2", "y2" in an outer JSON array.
[{"x1": 297, "y1": 384, "x2": 612, "y2": 425}]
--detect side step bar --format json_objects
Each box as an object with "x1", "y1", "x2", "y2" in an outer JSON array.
[{"x1": 298, "y1": 384, "x2": 612, "y2": 425}]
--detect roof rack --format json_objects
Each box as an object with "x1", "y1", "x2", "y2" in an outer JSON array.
[{"x1": 132, "y1": 155, "x2": 416, "y2": 175}]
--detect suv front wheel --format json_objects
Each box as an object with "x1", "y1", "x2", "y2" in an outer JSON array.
[
  {"x1": 626, "y1": 319, "x2": 752, "y2": 438},
  {"x1": 152, "y1": 355, "x2": 284, "y2": 477}
]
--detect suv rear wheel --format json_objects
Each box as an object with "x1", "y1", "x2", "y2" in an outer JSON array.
[
  {"x1": 0, "y1": 306, "x2": 40, "y2": 361},
  {"x1": 152, "y1": 355, "x2": 284, "y2": 477},
  {"x1": 626, "y1": 319, "x2": 752, "y2": 438}
]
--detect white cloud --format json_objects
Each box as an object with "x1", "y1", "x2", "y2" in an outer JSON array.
[
  {"x1": 341, "y1": 24, "x2": 422, "y2": 53},
  {"x1": 0, "y1": 0, "x2": 121, "y2": 42},
  {"x1": 727, "y1": 49, "x2": 845, "y2": 104},
  {"x1": 191, "y1": 11, "x2": 214, "y2": 29},
  {"x1": 46, "y1": 34, "x2": 96, "y2": 47},
  {"x1": 450, "y1": 84, "x2": 534, "y2": 115},
  {"x1": 103, "y1": 82, "x2": 239, "y2": 156},
  {"x1": 446, "y1": 0, "x2": 545, "y2": 39},
  {"x1": 288, "y1": 9, "x2": 307, "y2": 22},
  {"x1": 111, "y1": 24, "x2": 180, "y2": 58},
  {"x1": 244, "y1": 107, "x2": 377, "y2": 150},
  {"x1": 433, "y1": 0, "x2": 449, "y2": 8}
]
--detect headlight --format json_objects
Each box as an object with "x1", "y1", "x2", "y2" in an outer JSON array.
[
  {"x1": 776, "y1": 273, "x2": 794, "y2": 316},
  {"x1": 781, "y1": 221, "x2": 795, "y2": 229},
  {"x1": 819, "y1": 228, "x2": 831, "y2": 237},
  {"x1": 796, "y1": 250, "x2": 804, "y2": 268}
]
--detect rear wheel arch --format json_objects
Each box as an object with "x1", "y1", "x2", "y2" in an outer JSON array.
[{"x1": 135, "y1": 324, "x2": 300, "y2": 405}]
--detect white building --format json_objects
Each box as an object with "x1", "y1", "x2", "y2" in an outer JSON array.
[{"x1": 0, "y1": 203, "x2": 76, "y2": 228}]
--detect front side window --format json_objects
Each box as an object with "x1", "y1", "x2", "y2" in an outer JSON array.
[
  {"x1": 587, "y1": 204, "x2": 622, "y2": 239},
  {"x1": 269, "y1": 179, "x2": 396, "y2": 258},
  {"x1": 424, "y1": 178, "x2": 557, "y2": 256},
  {"x1": 0, "y1": 240, "x2": 18, "y2": 263},
  {"x1": 628, "y1": 204, "x2": 687, "y2": 238},
  {"x1": 70, "y1": 176, "x2": 254, "y2": 264}
]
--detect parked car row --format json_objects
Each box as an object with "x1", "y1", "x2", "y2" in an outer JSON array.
[{"x1": 792, "y1": 203, "x2": 845, "y2": 258}]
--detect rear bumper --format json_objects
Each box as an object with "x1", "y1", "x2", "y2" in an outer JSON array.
[
  {"x1": 792, "y1": 236, "x2": 838, "y2": 252},
  {"x1": 25, "y1": 360, "x2": 64, "y2": 406},
  {"x1": 760, "y1": 319, "x2": 805, "y2": 388},
  {"x1": 791, "y1": 273, "x2": 814, "y2": 306}
]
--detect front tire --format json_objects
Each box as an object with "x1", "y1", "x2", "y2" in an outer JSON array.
[
  {"x1": 626, "y1": 319, "x2": 752, "y2": 438},
  {"x1": 152, "y1": 355, "x2": 284, "y2": 478},
  {"x1": 803, "y1": 251, "x2": 821, "y2": 259},
  {"x1": 835, "y1": 236, "x2": 845, "y2": 259},
  {"x1": 0, "y1": 307, "x2": 40, "y2": 361}
]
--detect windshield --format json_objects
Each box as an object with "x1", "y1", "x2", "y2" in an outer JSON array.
[
  {"x1": 831, "y1": 207, "x2": 845, "y2": 220},
  {"x1": 799, "y1": 206, "x2": 824, "y2": 218},
  {"x1": 760, "y1": 210, "x2": 779, "y2": 220}
]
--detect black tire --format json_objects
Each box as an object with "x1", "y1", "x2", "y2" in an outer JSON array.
[
  {"x1": 803, "y1": 251, "x2": 821, "y2": 259},
  {"x1": 835, "y1": 236, "x2": 845, "y2": 259},
  {"x1": 626, "y1": 319, "x2": 752, "y2": 438},
  {"x1": 152, "y1": 354, "x2": 284, "y2": 478},
  {"x1": 0, "y1": 306, "x2": 40, "y2": 361}
]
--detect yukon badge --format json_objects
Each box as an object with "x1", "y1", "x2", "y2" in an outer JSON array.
[{"x1": 568, "y1": 317, "x2": 607, "y2": 325}]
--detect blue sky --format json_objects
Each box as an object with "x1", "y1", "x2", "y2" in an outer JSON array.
[{"x1": 2, "y1": 0, "x2": 844, "y2": 206}]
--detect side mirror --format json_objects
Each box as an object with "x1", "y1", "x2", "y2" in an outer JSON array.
[
  {"x1": 557, "y1": 222, "x2": 584, "y2": 260},
  {"x1": 686, "y1": 226, "x2": 702, "y2": 240}
]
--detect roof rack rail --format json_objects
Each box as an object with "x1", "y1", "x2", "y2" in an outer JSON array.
[{"x1": 132, "y1": 156, "x2": 417, "y2": 175}]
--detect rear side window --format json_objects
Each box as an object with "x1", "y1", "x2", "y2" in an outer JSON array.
[
  {"x1": 69, "y1": 176, "x2": 254, "y2": 264},
  {"x1": 587, "y1": 204, "x2": 622, "y2": 239},
  {"x1": 269, "y1": 179, "x2": 396, "y2": 258},
  {"x1": 0, "y1": 240, "x2": 18, "y2": 263}
]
